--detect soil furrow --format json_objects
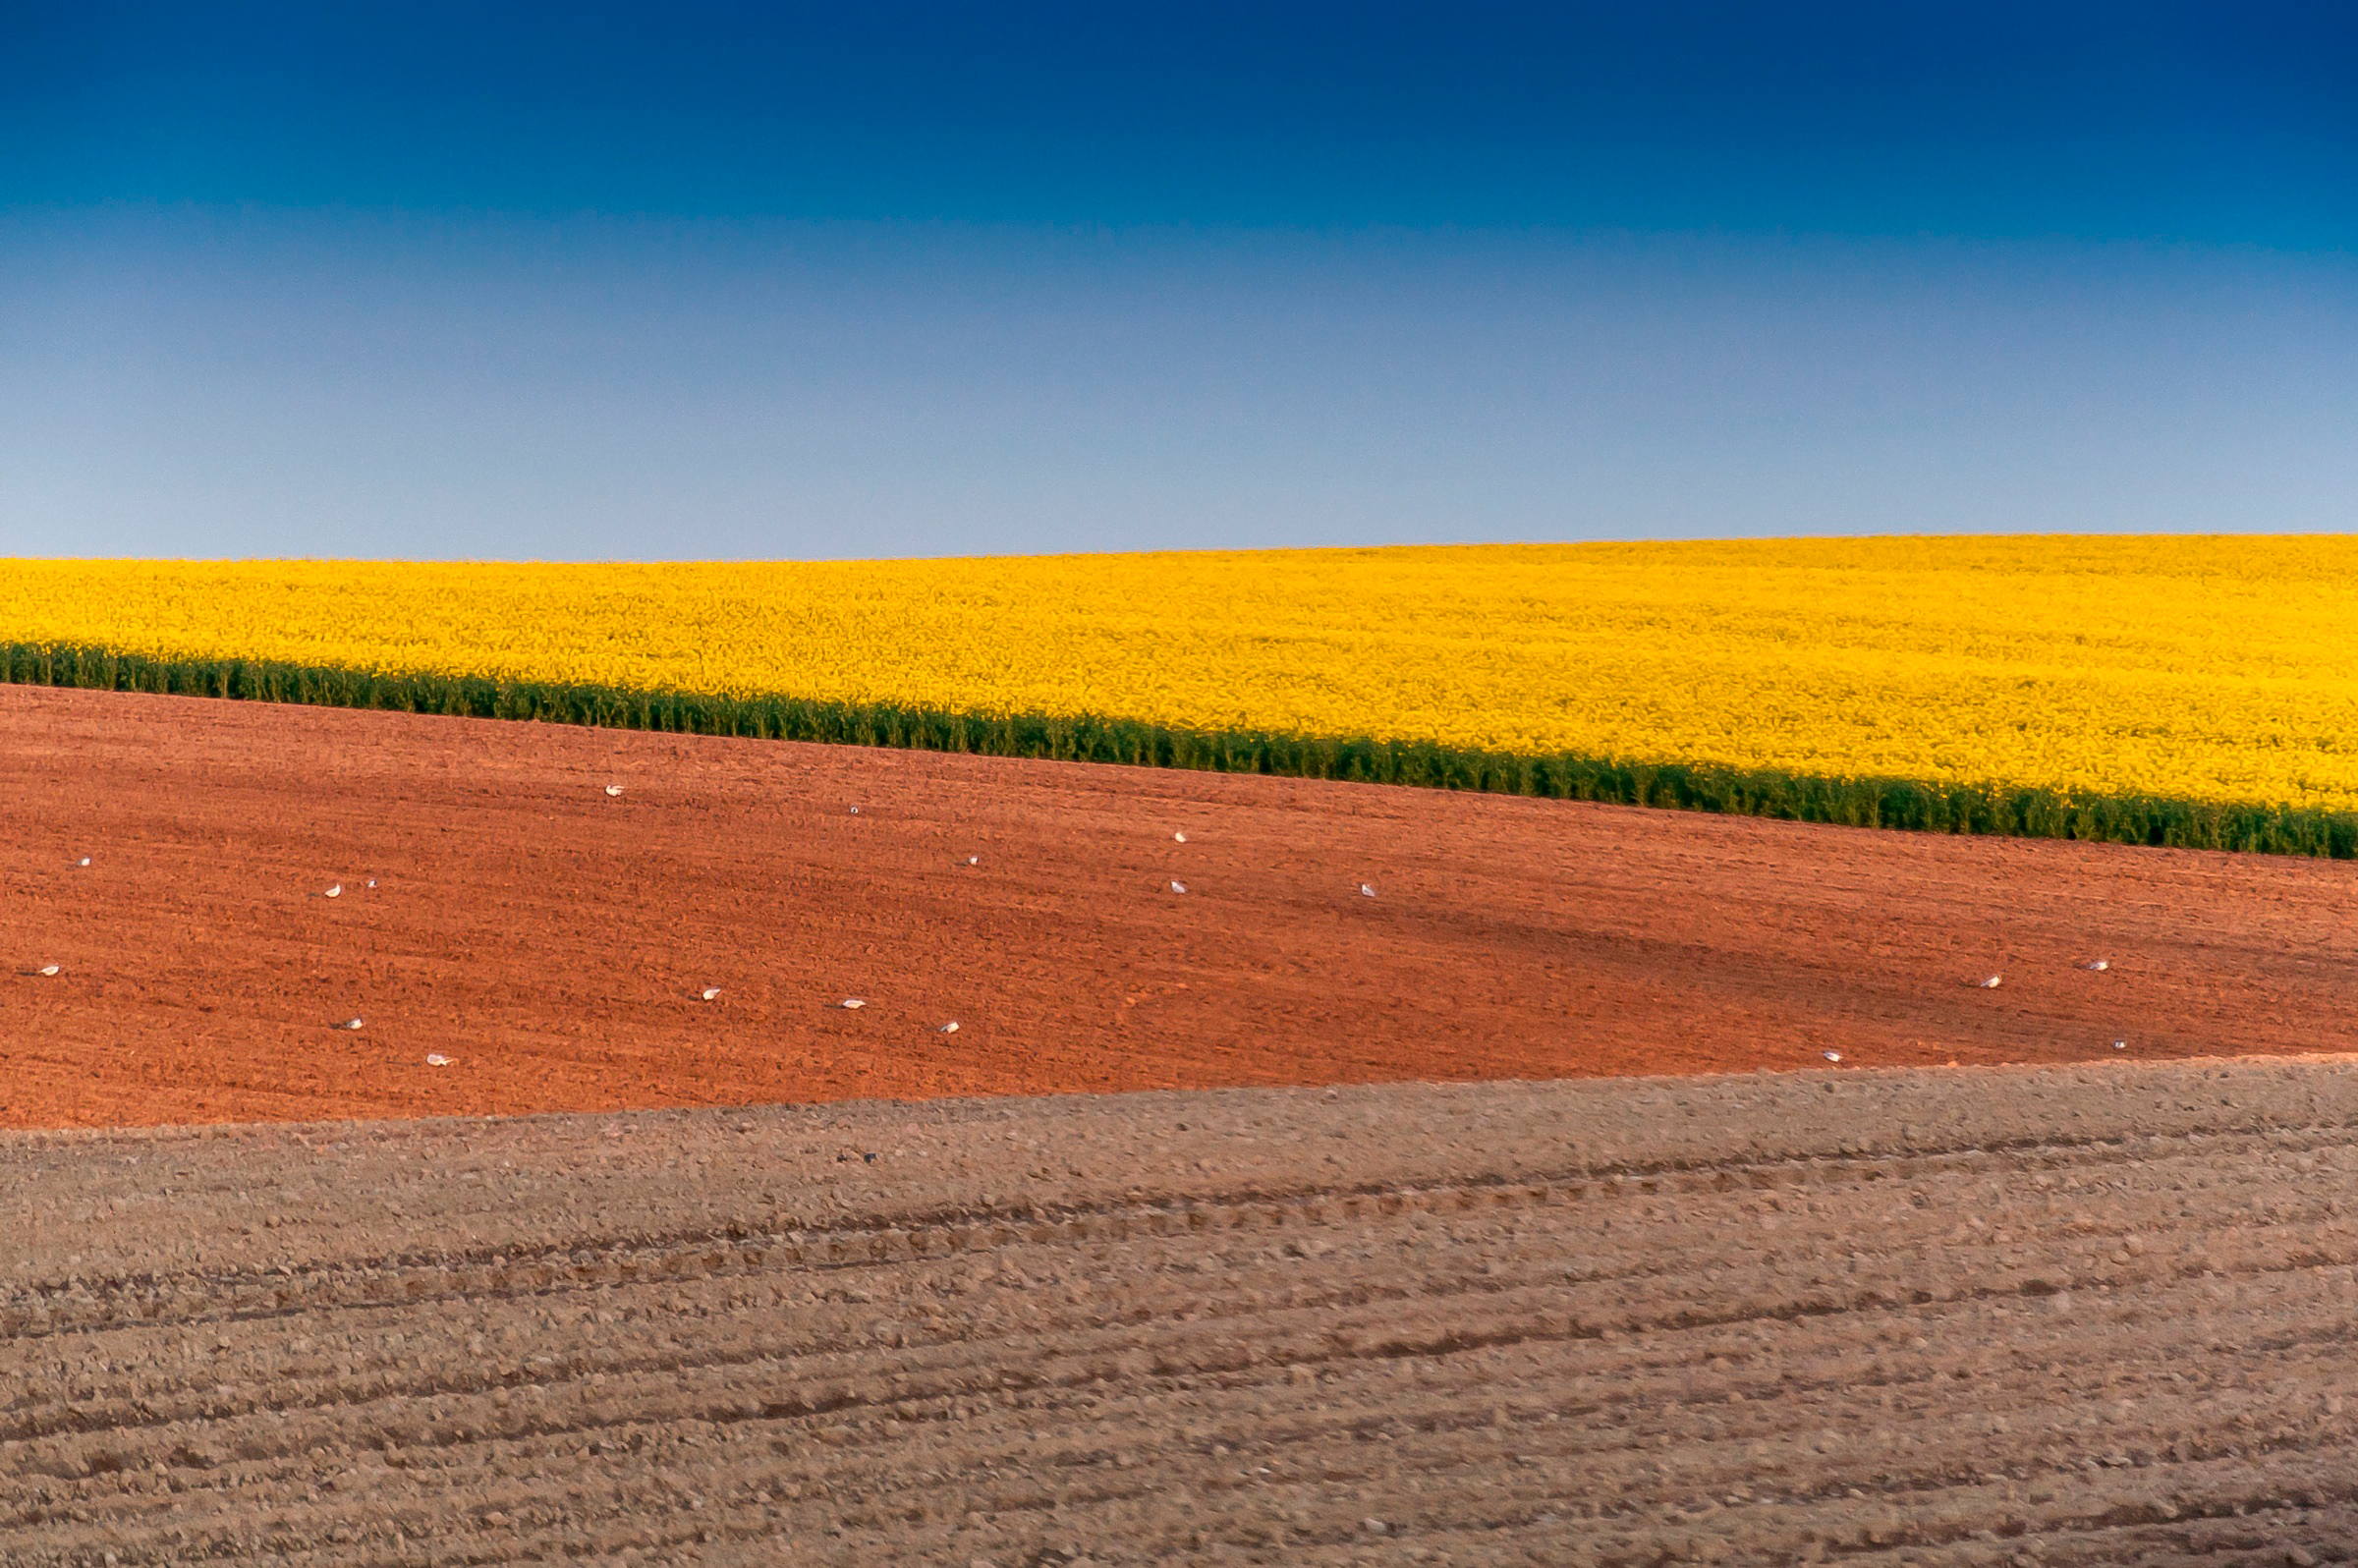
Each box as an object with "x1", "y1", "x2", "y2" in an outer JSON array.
[{"x1": 9, "y1": 1062, "x2": 2358, "y2": 1564}]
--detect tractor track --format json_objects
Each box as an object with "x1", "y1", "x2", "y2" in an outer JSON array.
[{"x1": 10, "y1": 1060, "x2": 2358, "y2": 1564}]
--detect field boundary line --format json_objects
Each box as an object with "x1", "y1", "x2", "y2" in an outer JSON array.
[{"x1": 6, "y1": 641, "x2": 2356, "y2": 857}]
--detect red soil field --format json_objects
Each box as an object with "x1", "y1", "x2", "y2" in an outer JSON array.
[{"x1": 3, "y1": 683, "x2": 2356, "y2": 1130}]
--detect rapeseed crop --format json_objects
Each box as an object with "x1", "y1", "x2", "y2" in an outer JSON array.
[{"x1": 5, "y1": 536, "x2": 2357, "y2": 854}]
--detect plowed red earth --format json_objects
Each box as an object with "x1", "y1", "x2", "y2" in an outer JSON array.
[{"x1": 3, "y1": 683, "x2": 2356, "y2": 1130}]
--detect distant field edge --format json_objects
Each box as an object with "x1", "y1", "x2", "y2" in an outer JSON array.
[{"x1": 8, "y1": 640, "x2": 2353, "y2": 859}]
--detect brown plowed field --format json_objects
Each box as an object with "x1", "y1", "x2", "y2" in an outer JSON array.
[
  {"x1": 8, "y1": 1059, "x2": 2358, "y2": 1565},
  {"x1": 6, "y1": 684, "x2": 2358, "y2": 1128}
]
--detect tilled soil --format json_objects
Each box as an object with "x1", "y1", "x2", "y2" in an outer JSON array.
[
  {"x1": 6, "y1": 685, "x2": 2358, "y2": 1128},
  {"x1": 6, "y1": 1058, "x2": 2357, "y2": 1565}
]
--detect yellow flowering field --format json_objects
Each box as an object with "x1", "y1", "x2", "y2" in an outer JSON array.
[{"x1": 4, "y1": 536, "x2": 2357, "y2": 845}]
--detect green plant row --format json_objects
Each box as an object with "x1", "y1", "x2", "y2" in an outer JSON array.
[{"x1": 8, "y1": 640, "x2": 2354, "y2": 858}]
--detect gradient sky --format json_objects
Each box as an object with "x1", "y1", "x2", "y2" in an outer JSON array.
[{"x1": 4, "y1": 1, "x2": 2353, "y2": 559}]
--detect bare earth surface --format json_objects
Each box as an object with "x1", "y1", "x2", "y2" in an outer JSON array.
[
  {"x1": 5, "y1": 1058, "x2": 2356, "y2": 1565},
  {"x1": 6, "y1": 685, "x2": 2358, "y2": 1128}
]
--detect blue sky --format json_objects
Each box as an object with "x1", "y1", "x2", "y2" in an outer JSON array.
[{"x1": 4, "y1": 2, "x2": 2352, "y2": 558}]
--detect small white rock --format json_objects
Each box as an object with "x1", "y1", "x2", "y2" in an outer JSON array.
[
  {"x1": 700, "y1": 987, "x2": 722, "y2": 1001},
  {"x1": 2082, "y1": 959, "x2": 2109, "y2": 972},
  {"x1": 938, "y1": 1021, "x2": 960, "y2": 1034},
  {"x1": 425, "y1": 1053, "x2": 451, "y2": 1067},
  {"x1": 323, "y1": 883, "x2": 342, "y2": 898},
  {"x1": 1169, "y1": 880, "x2": 1187, "y2": 894},
  {"x1": 2112, "y1": 1038, "x2": 2128, "y2": 1050},
  {"x1": 36, "y1": 964, "x2": 60, "y2": 978},
  {"x1": 1976, "y1": 975, "x2": 2003, "y2": 989},
  {"x1": 839, "y1": 998, "x2": 866, "y2": 1009},
  {"x1": 1173, "y1": 830, "x2": 1187, "y2": 843},
  {"x1": 849, "y1": 805, "x2": 860, "y2": 814},
  {"x1": 366, "y1": 879, "x2": 377, "y2": 888},
  {"x1": 604, "y1": 784, "x2": 624, "y2": 797},
  {"x1": 1823, "y1": 1049, "x2": 1842, "y2": 1063},
  {"x1": 76, "y1": 857, "x2": 90, "y2": 868},
  {"x1": 337, "y1": 1018, "x2": 364, "y2": 1031},
  {"x1": 965, "y1": 855, "x2": 980, "y2": 866},
  {"x1": 1359, "y1": 883, "x2": 1377, "y2": 898}
]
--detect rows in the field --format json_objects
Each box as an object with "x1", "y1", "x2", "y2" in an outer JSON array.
[
  {"x1": 10, "y1": 1104, "x2": 2358, "y2": 1562},
  {"x1": 10, "y1": 1117, "x2": 2358, "y2": 1421},
  {"x1": 10, "y1": 1092, "x2": 2358, "y2": 1346},
  {"x1": 10, "y1": 1059, "x2": 2356, "y2": 1270},
  {"x1": 15, "y1": 1288, "x2": 2356, "y2": 1567}
]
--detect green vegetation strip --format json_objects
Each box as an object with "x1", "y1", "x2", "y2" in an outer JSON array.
[{"x1": 8, "y1": 641, "x2": 2353, "y2": 858}]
